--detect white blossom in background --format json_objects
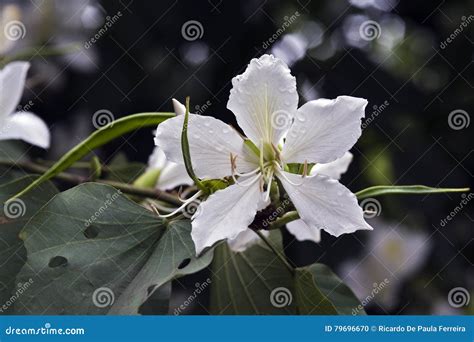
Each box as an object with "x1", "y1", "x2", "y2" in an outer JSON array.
[
  {"x1": 147, "y1": 146, "x2": 193, "y2": 190},
  {"x1": 155, "y1": 54, "x2": 372, "y2": 254},
  {"x1": 340, "y1": 220, "x2": 430, "y2": 309},
  {"x1": 0, "y1": 62, "x2": 50, "y2": 148}
]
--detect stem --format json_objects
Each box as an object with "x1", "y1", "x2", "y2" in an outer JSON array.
[
  {"x1": 255, "y1": 230, "x2": 294, "y2": 274},
  {"x1": 268, "y1": 211, "x2": 300, "y2": 230},
  {"x1": 0, "y1": 159, "x2": 182, "y2": 206}
]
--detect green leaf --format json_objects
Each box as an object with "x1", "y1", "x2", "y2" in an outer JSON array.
[
  {"x1": 0, "y1": 141, "x2": 28, "y2": 183},
  {"x1": 295, "y1": 263, "x2": 364, "y2": 315},
  {"x1": 109, "y1": 220, "x2": 213, "y2": 315},
  {"x1": 0, "y1": 176, "x2": 58, "y2": 313},
  {"x1": 209, "y1": 231, "x2": 296, "y2": 314},
  {"x1": 12, "y1": 112, "x2": 174, "y2": 199},
  {"x1": 355, "y1": 185, "x2": 470, "y2": 200},
  {"x1": 14, "y1": 183, "x2": 208, "y2": 314}
]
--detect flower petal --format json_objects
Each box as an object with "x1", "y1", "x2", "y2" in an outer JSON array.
[
  {"x1": 0, "y1": 61, "x2": 29, "y2": 119},
  {"x1": 155, "y1": 113, "x2": 257, "y2": 179},
  {"x1": 158, "y1": 163, "x2": 193, "y2": 190},
  {"x1": 282, "y1": 96, "x2": 367, "y2": 164},
  {"x1": 191, "y1": 178, "x2": 264, "y2": 254},
  {"x1": 311, "y1": 152, "x2": 353, "y2": 180},
  {"x1": 148, "y1": 146, "x2": 167, "y2": 170},
  {"x1": 227, "y1": 54, "x2": 298, "y2": 146},
  {"x1": 227, "y1": 229, "x2": 269, "y2": 252},
  {"x1": 286, "y1": 219, "x2": 321, "y2": 243},
  {"x1": 278, "y1": 171, "x2": 372, "y2": 237},
  {"x1": 0, "y1": 112, "x2": 50, "y2": 148}
]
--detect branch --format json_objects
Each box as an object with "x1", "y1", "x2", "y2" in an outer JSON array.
[{"x1": 0, "y1": 160, "x2": 182, "y2": 206}]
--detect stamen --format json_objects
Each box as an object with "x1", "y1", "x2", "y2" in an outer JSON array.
[
  {"x1": 277, "y1": 169, "x2": 305, "y2": 186},
  {"x1": 235, "y1": 166, "x2": 261, "y2": 177},
  {"x1": 302, "y1": 160, "x2": 308, "y2": 178},
  {"x1": 233, "y1": 173, "x2": 262, "y2": 187},
  {"x1": 158, "y1": 190, "x2": 203, "y2": 218}
]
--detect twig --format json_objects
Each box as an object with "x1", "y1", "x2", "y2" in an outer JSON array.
[{"x1": 0, "y1": 159, "x2": 182, "y2": 206}]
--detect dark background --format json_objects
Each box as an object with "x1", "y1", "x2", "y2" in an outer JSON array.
[{"x1": 2, "y1": 0, "x2": 473, "y2": 314}]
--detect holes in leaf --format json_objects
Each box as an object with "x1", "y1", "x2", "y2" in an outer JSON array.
[
  {"x1": 48, "y1": 256, "x2": 68, "y2": 268},
  {"x1": 177, "y1": 258, "x2": 191, "y2": 270},
  {"x1": 84, "y1": 225, "x2": 99, "y2": 239}
]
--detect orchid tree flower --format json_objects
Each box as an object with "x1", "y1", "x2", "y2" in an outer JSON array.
[
  {"x1": 340, "y1": 220, "x2": 430, "y2": 309},
  {"x1": 0, "y1": 62, "x2": 50, "y2": 148},
  {"x1": 147, "y1": 146, "x2": 193, "y2": 190},
  {"x1": 155, "y1": 54, "x2": 372, "y2": 254}
]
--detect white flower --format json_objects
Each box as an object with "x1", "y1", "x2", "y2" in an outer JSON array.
[
  {"x1": 340, "y1": 220, "x2": 431, "y2": 309},
  {"x1": 147, "y1": 100, "x2": 193, "y2": 190},
  {"x1": 155, "y1": 54, "x2": 372, "y2": 254},
  {"x1": 0, "y1": 62, "x2": 50, "y2": 148},
  {"x1": 148, "y1": 147, "x2": 193, "y2": 191}
]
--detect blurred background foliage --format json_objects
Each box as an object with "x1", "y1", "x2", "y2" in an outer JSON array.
[{"x1": 0, "y1": 0, "x2": 472, "y2": 315}]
